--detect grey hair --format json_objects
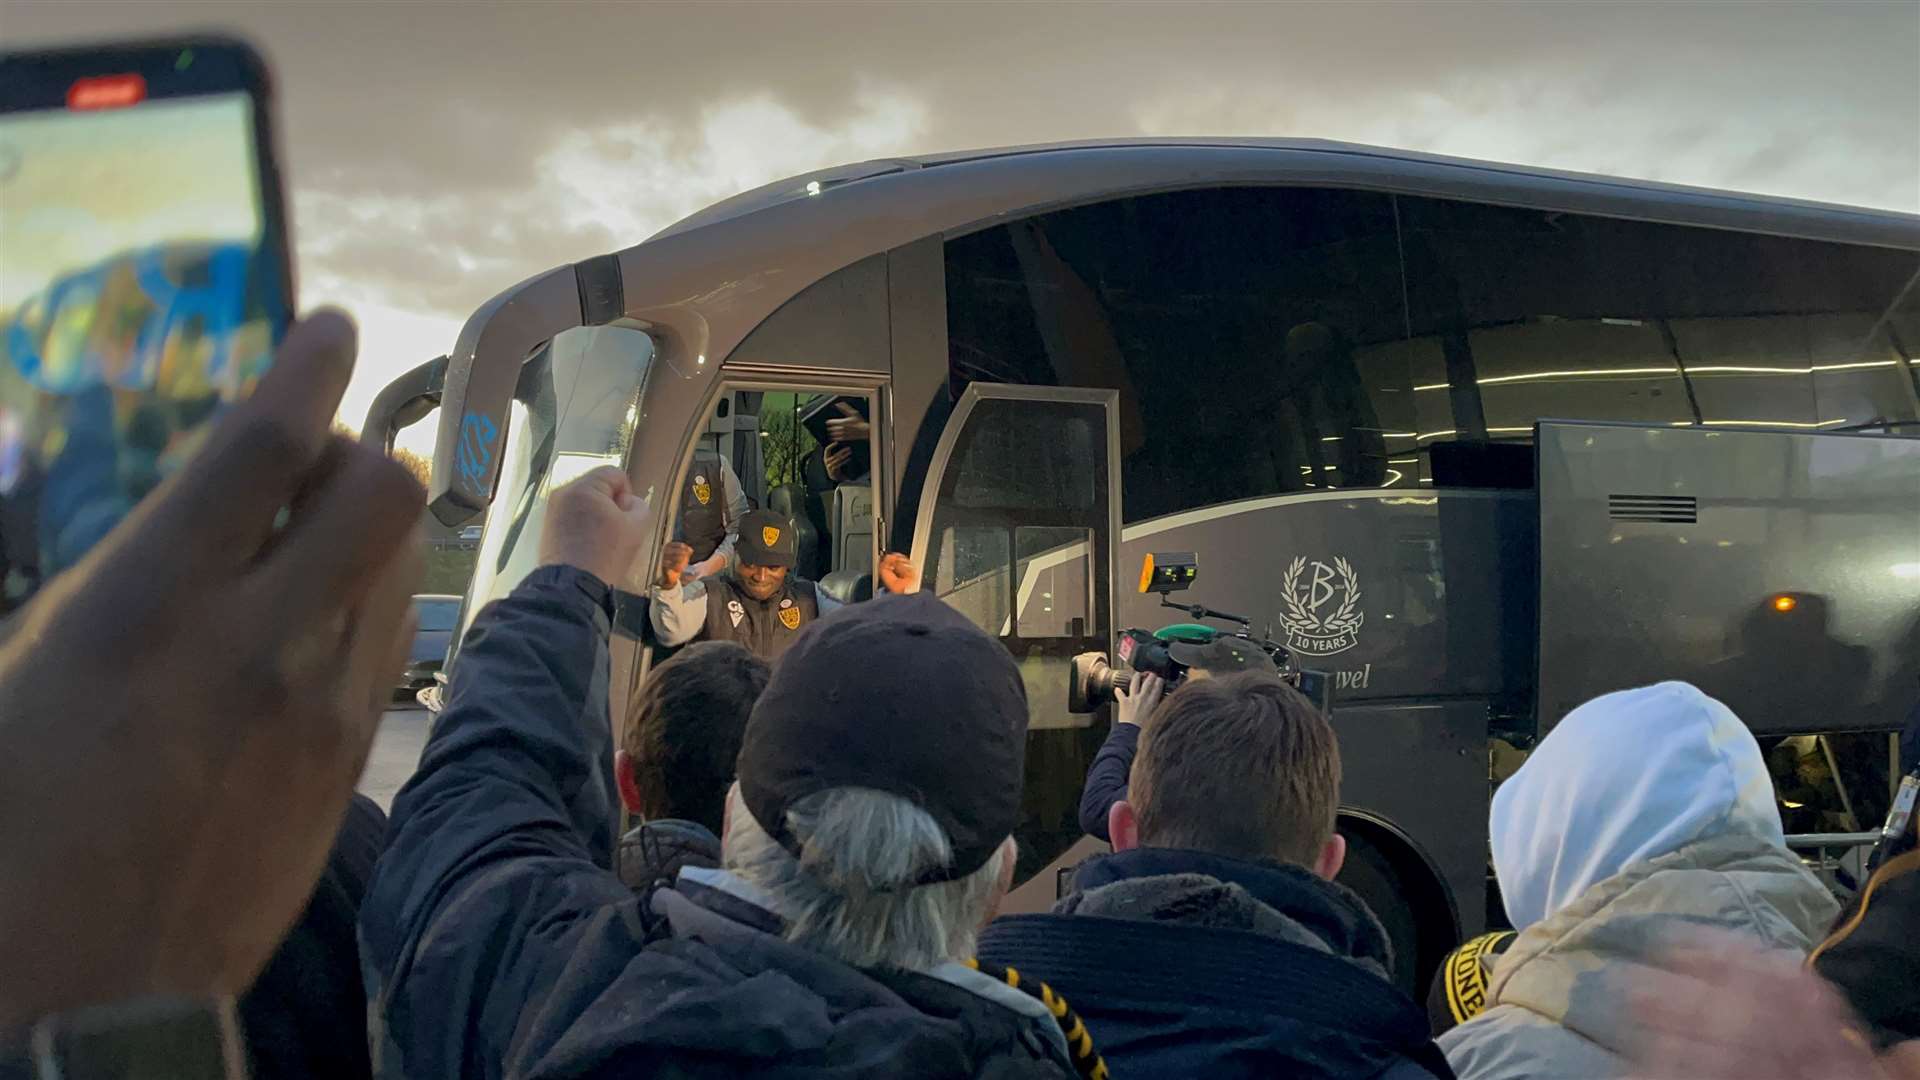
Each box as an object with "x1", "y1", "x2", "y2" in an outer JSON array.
[{"x1": 723, "y1": 783, "x2": 1010, "y2": 972}]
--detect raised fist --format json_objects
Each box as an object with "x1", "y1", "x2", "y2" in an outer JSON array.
[
  {"x1": 877, "y1": 551, "x2": 921, "y2": 595},
  {"x1": 538, "y1": 466, "x2": 652, "y2": 589},
  {"x1": 658, "y1": 541, "x2": 694, "y2": 589}
]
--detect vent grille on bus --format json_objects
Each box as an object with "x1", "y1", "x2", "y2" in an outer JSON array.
[{"x1": 1608, "y1": 494, "x2": 1698, "y2": 523}]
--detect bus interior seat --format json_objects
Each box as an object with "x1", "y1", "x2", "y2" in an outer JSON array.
[
  {"x1": 1429, "y1": 441, "x2": 1535, "y2": 490},
  {"x1": 830, "y1": 484, "x2": 874, "y2": 575},
  {"x1": 817, "y1": 569, "x2": 874, "y2": 606},
  {"x1": 766, "y1": 484, "x2": 820, "y2": 573}
]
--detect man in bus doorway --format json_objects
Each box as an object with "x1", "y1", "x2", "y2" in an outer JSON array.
[{"x1": 651, "y1": 508, "x2": 918, "y2": 661}]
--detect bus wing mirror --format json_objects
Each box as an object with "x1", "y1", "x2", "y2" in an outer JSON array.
[
  {"x1": 427, "y1": 265, "x2": 585, "y2": 527},
  {"x1": 362, "y1": 354, "x2": 447, "y2": 455}
]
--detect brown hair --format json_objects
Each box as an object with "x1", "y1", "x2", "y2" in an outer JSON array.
[
  {"x1": 623, "y1": 641, "x2": 771, "y2": 835},
  {"x1": 1128, "y1": 671, "x2": 1341, "y2": 866}
]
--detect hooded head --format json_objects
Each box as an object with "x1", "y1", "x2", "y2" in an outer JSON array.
[{"x1": 1492, "y1": 681, "x2": 1784, "y2": 931}]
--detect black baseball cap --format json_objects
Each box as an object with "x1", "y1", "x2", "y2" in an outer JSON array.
[
  {"x1": 735, "y1": 509, "x2": 797, "y2": 568},
  {"x1": 736, "y1": 591, "x2": 1029, "y2": 884}
]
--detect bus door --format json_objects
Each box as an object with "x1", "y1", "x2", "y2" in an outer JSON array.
[
  {"x1": 906, "y1": 383, "x2": 1122, "y2": 910},
  {"x1": 636, "y1": 378, "x2": 888, "y2": 667}
]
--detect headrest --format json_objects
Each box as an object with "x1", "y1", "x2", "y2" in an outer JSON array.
[{"x1": 817, "y1": 570, "x2": 873, "y2": 606}]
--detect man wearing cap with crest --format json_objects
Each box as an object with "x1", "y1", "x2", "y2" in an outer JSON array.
[{"x1": 651, "y1": 507, "x2": 919, "y2": 662}]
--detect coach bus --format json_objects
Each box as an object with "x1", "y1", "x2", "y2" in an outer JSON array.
[{"x1": 367, "y1": 138, "x2": 1920, "y2": 992}]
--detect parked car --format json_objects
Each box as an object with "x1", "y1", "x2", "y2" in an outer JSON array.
[
  {"x1": 457, "y1": 525, "x2": 483, "y2": 543},
  {"x1": 400, "y1": 594, "x2": 461, "y2": 701},
  {"x1": 416, "y1": 669, "x2": 448, "y2": 714}
]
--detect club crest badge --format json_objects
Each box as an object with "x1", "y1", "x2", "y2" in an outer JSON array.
[
  {"x1": 692, "y1": 474, "x2": 711, "y2": 505},
  {"x1": 779, "y1": 604, "x2": 802, "y2": 630},
  {"x1": 762, "y1": 525, "x2": 781, "y2": 547},
  {"x1": 1279, "y1": 556, "x2": 1364, "y2": 657},
  {"x1": 727, "y1": 598, "x2": 745, "y2": 628}
]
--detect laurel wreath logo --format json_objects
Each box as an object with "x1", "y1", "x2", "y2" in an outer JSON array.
[{"x1": 1281, "y1": 556, "x2": 1364, "y2": 635}]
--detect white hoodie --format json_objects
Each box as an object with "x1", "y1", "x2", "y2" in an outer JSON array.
[
  {"x1": 1440, "y1": 681, "x2": 1840, "y2": 1080},
  {"x1": 1491, "y1": 680, "x2": 1787, "y2": 932}
]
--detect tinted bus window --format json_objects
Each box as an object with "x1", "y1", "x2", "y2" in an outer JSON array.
[
  {"x1": 946, "y1": 188, "x2": 1920, "y2": 520},
  {"x1": 1397, "y1": 196, "x2": 1920, "y2": 436},
  {"x1": 945, "y1": 187, "x2": 1419, "y2": 524}
]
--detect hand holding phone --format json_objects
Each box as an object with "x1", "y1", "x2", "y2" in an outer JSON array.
[
  {"x1": 0, "y1": 37, "x2": 292, "y2": 610},
  {"x1": 0, "y1": 310, "x2": 423, "y2": 1031}
]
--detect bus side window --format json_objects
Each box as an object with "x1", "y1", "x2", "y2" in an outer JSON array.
[{"x1": 943, "y1": 187, "x2": 1421, "y2": 525}]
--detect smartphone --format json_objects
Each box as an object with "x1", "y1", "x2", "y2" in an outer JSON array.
[{"x1": 0, "y1": 37, "x2": 292, "y2": 612}]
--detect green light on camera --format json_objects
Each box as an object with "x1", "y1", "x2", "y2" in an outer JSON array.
[{"x1": 175, "y1": 49, "x2": 195, "y2": 71}]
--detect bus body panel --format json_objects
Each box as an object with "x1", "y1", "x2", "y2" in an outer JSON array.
[
  {"x1": 612, "y1": 142, "x2": 1920, "y2": 427},
  {"x1": 1109, "y1": 490, "x2": 1536, "y2": 708},
  {"x1": 1538, "y1": 421, "x2": 1920, "y2": 735}
]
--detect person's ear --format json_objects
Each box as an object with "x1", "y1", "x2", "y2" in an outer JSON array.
[
  {"x1": 1314, "y1": 832, "x2": 1347, "y2": 880},
  {"x1": 614, "y1": 750, "x2": 644, "y2": 816},
  {"x1": 1108, "y1": 800, "x2": 1141, "y2": 853},
  {"x1": 979, "y1": 836, "x2": 1019, "y2": 929}
]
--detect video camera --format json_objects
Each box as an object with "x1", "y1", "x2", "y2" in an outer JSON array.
[{"x1": 1068, "y1": 552, "x2": 1331, "y2": 714}]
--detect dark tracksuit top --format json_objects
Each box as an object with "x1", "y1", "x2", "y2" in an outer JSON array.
[
  {"x1": 676, "y1": 450, "x2": 747, "y2": 564},
  {"x1": 648, "y1": 567, "x2": 838, "y2": 662}
]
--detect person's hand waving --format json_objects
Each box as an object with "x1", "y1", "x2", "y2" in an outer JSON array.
[
  {"x1": 823, "y1": 401, "x2": 869, "y2": 444},
  {"x1": 0, "y1": 311, "x2": 424, "y2": 1031}
]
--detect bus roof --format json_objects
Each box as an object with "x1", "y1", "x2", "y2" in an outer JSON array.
[{"x1": 651, "y1": 137, "x2": 1920, "y2": 251}]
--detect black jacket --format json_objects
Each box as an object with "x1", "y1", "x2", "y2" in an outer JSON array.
[
  {"x1": 240, "y1": 792, "x2": 387, "y2": 1079},
  {"x1": 360, "y1": 565, "x2": 1080, "y2": 1079},
  {"x1": 977, "y1": 847, "x2": 1453, "y2": 1080},
  {"x1": 1814, "y1": 845, "x2": 1920, "y2": 1046},
  {"x1": 1074, "y1": 722, "x2": 1138, "y2": 844}
]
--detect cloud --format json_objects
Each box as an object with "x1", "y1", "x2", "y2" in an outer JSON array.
[
  {"x1": 1134, "y1": 68, "x2": 1920, "y2": 212},
  {"x1": 543, "y1": 83, "x2": 931, "y2": 247},
  {"x1": 299, "y1": 79, "x2": 932, "y2": 430}
]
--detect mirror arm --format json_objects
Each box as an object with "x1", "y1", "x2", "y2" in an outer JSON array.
[{"x1": 362, "y1": 354, "x2": 449, "y2": 454}]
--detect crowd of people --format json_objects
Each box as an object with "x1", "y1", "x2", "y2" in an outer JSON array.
[{"x1": 1, "y1": 315, "x2": 1917, "y2": 1078}]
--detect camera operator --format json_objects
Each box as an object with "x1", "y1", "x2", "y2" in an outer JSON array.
[
  {"x1": 1075, "y1": 635, "x2": 1272, "y2": 843},
  {"x1": 1076, "y1": 672, "x2": 1166, "y2": 843}
]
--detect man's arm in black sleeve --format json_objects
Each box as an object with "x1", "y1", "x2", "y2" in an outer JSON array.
[
  {"x1": 1076, "y1": 721, "x2": 1142, "y2": 843},
  {"x1": 359, "y1": 565, "x2": 634, "y2": 1079}
]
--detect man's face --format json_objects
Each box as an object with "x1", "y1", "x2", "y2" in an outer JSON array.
[{"x1": 736, "y1": 560, "x2": 788, "y2": 601}]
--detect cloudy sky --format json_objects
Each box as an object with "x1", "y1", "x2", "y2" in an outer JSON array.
[{"x1": 7, "y1": 0, "x2": 1917, "y2": 454}]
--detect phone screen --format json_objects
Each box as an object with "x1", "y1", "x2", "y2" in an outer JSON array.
[{"x1": 0, "y1": 40, "x2": 289, "y2": 611}]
